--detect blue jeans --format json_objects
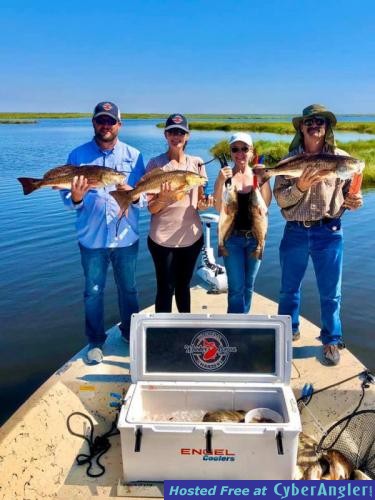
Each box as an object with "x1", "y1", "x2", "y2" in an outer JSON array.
[
  {"x1": 278, "y1": 220, "x2": 343, "y2": 345},
  {"x1": 79, "y1": 242, "x2": 139, "y2": 346},
  {"x1": 223, "y1": 234, "x2": 261, "y2": 313}
]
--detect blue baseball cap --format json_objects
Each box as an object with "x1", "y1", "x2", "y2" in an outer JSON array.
[
  {"x1": 93, "y1": 101, "x2": 121, "y2": 122},
  {"x1": 164, "y1": 113, "x2": 189, "y2": 133}
]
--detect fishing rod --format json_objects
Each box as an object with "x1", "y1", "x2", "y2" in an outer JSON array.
[{"x1": 217, "y1": 153, "x2": 232, "y2": 186}]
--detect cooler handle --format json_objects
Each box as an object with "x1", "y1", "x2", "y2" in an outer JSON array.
[
  {"x1": 276, "y1": 431, "x2": 284, "y2": 455},
  {"x1": 205, "y1": 429, "x2": 213, "y2": 454},
  {"x1": 134, "y1": 427, "x2": 142, "y2": 452}
]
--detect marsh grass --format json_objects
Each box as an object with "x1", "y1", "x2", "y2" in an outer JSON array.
[
  {"x1": 210, "y1": 139, "x2": 375, "y2": 187},
  {"x1": 186, "y1": 122, "x2": 295, "y2": 134},
  {"x1": 341, "y1": 140, "x2": 375, "y2": 186},
  {"x1": 183, "y1": 121, "x2": 375, "y2": 134},
  {"x1": 0, "y1": 113, "x2": 90, "y2": 119}
]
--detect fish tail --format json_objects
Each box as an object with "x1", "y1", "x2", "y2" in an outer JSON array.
[
  {"x1": 251, "y1": 245, "x2": 263, "y2": 260},
  {"x1": 17, "y1": 177, "x2": 43, "y2": 195},
  {"x1": 218, "y1": 245, "x2": 228, "y2": 257},
  {"x1": 109, "y1": 189, "x2": 133, "y2": 211}
]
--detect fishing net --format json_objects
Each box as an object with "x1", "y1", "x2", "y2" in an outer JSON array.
[{"x1": 317, "y1": 409, "x2": 375, "y2": 479}]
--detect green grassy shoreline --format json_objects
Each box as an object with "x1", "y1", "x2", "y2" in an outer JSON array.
[
  {"x1": 210, "y1": 139, "x2": 375, "y2": 188},
  {"x1": 158, "y1": 121, "x2": 375, "y2": 134},
  {"x1": 1, "y1": 113, "x2": 373, "y2": 186}
]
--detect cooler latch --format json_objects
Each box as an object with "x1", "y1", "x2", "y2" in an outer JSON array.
[
  {"x1": 276, "y1": 431, "x2": 284, "y2": 455},
  {"x1": 134, "y1": 427, "x2": 143, "y2": 452},
  {"x1": 205, "y1": 429, "x2": 213, "y2": 454}
]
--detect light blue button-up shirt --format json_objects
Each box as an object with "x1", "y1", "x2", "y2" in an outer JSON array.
[{"x1": 61, "y1": 138, "x2": 145, "y2": 249}]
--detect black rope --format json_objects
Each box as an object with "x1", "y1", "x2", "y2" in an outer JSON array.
[
  {"x1": 297, "y1": 370, "x2": 369, "y2": 408},
  {"x1": 316, "y1": 372, "x2": 374, "y2": 453},
  {"x1": 66, "y1": 411, "x2": 119, "y2": 477},
  {"x1": 296, "y1": 370, "x2": 374, "y2": 454},
  {"x1": 317, "y1": 386, "x2": 366, "y2": 453}
]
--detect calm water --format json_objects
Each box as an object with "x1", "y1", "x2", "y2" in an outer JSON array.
[{"x1": 0, "y1": 118, "x2": 374, "y2": 425}]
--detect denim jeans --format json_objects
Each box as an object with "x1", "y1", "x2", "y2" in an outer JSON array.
[
  {"x1": 79, "y1": 242, "x2": 139, "y2": 346},
  {"x1": 223, "y1": 234, "x2": 261, "y2": 313},
  {"x1": 278, "y1": 220, "x2": 343, "y2": 345}
]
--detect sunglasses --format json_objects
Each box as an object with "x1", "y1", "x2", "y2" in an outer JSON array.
[
  {"x1": 166, "y1": 128, "x2": 187, "y2": 136},
  {"x1": 302, "y1": 116, "x2": 326, "y2": 127},
  {"x1": 95, "y1": 116, "x2": 118, "y2": 126},
  {"x1": 231, "y1": 146, "x2": 250, "y2": 153}
]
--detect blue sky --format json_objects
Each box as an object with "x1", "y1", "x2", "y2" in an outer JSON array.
[{"x1": 0, "y1": 0, "x2": 374, "y2": 113}]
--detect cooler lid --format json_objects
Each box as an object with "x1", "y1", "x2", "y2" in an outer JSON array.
[{"x1": 130, "y1": 314, "x2": 292, "y2": 384}]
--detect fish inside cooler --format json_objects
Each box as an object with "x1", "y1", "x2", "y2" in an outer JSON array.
[{"x1": 125, "y1": 383, "x2": 288, "y2": 424}]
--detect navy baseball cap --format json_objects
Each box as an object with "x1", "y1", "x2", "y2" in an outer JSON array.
[
  {"x1": 93, "y1": 101, "x2": 121, "y2": 122},
  {"x1": 164, "y1": 113, "x2": 189, "y2": 133}
]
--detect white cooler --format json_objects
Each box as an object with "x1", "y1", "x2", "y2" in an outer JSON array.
[{"x1": 118, "y1": 313, "x2": 301, "y2": 481}]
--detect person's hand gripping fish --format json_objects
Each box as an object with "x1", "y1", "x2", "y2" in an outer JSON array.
[{"x1": 158, "y1": 181, "x2": 186, "y2": 203}]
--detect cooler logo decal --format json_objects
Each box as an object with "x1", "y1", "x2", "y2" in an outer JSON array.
[
  {"x1": 184, "y1": 329, "x2": 237, "y2": 371},
  {"x1": 181, "y1": 448, "x2": 236, "y2": 462}
]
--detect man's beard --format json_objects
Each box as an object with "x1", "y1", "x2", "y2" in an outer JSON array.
[{"x1": 95, "y1": 130, "x2": 117, "y2": 142}]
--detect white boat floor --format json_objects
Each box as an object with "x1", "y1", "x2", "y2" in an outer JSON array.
[{"x1": 0, "y1": 287, "x2": 373, "y2": 499}]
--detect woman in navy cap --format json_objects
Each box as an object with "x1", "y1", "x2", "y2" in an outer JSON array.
[{"x1": 146, "y1": 114, "x2": 213, "y2": 312}]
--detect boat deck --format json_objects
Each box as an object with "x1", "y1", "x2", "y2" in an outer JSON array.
[{"x1": 0, "y1": 287, "x2": 373, "y2": 499}]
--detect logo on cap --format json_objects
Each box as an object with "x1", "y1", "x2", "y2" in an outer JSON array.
[
  {"x1": 172, "y1": 115, "x2": 183, "y2": 124},
  {"x1": 102, "y1": 103, "x2": 113, "y2": 111}
]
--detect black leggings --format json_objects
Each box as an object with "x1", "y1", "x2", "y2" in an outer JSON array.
[{"x1": 148, "y1": 235, "x2": 204, "y2": 313}]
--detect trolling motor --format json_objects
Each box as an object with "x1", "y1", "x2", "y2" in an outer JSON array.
[{"x1": 196, "y1": 213, "x2": 228, "y2": 293}]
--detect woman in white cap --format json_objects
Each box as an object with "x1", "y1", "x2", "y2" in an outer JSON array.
[
  {"x1": 146, "y1": 114, "x2": 213, "y2": 313},
  {"x1": 214, "y1": 132, "x2": 271, "y2": 313}
]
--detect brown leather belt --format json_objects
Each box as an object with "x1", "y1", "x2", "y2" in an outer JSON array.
[
  {"x1": 232, "y1": 229, "x2": 254, "y2": 238},
  {"x1": 291, "y1": 218, "x2": 338, "y2": 228}
]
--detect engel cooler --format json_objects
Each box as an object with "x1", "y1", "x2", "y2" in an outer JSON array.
[{"x1": 118, "y1": 313, "x2": 301, "y2": 481}]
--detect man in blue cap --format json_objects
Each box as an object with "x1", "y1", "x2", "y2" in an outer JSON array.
[
  {"x1": 273, "y1": 104, "x2": 363, "y2": 366},
  {"x1": 60, "y1": 101, "x2": 145, "y2": 364}
]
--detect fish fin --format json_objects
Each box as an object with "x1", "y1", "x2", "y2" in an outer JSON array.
[
  {"x1": 109, "y1": 190, "x2": 133, "y2": 211},
  {"x1": 275, "y1": 153, "x2": 309, "y2": 168},
  {"x1": 174, "y1": 190, "x2": 186, "y2": 201},
  {"x1": 17, "y1": 177, "x2": 43, "y2": 195},
  {"x1": 43, "y1": 164, "x2": 75, "y2": 179},
  {"x1": 251, "y1": 245, "x2": 263, "y2": 260},
  {"x1": 218, "y1": 246, "x2": 228, "y2": 257},
  {"x1": 303, "y1": 462, "x2": 324, "y2": 480},
  {"x1": 138, "y1": 168, "x2": 165, "y2": 184}
]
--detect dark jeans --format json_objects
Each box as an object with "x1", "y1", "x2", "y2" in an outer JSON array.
[
  {"x1": 79, "y1": 242, "x2": 139, "y2": 346},
  {"x1": 278, "y1": 220, "x2": 343, "y2": 345},
  {"x1": 147, "y1": 235, "x2": 204, "y2": 313}
]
